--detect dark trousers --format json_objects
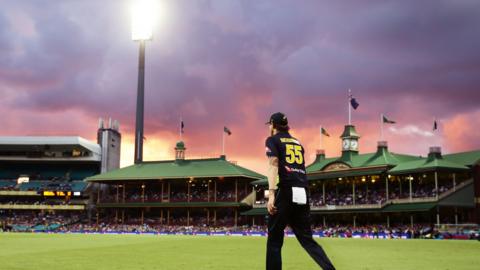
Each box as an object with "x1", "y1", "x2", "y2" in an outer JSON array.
[{"x1": 266, "y1": 187, "x2": 335, "y2": 270}]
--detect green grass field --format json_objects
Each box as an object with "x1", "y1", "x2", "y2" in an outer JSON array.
[{"x1": 0, "y1": 233, "x2": 479, "y2": 270}]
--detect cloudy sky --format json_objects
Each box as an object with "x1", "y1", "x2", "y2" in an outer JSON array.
[{"x1": 1, "y1": 0, "x2": 479, "y2": 174}]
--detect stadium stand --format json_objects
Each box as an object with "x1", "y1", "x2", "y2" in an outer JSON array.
[
  {"x1": 0, "y1": 121, "x2": 121, "y2": 230},
  {"x1": 1, "y1": 122, "x2": 479, "y2": 241}
]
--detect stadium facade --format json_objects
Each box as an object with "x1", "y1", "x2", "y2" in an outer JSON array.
[
  {"x1": 86, "y1": 141, "x2": 264, "y2": 227},
  {"x1": 246, "y1": 125, "x2": 480, "y2": 227},
  {"x1": 0, "y1": 118, "x2": 121, "y2": 231}
]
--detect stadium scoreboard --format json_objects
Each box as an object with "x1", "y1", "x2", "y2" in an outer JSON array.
[{"x1": 40, "y1": 191, "x2": 82, "y2": 197}]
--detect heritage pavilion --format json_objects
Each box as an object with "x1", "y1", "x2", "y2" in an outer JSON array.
[
  {"x1": 86, "y1": 141, "x2": 264, "y2": 227},
  {"x1": 246, "y1": 124, "x2": 480, "y2": 228}
]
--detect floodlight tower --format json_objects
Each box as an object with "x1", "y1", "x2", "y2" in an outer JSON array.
[{"x1": 131, "y1": 0, "x2": 154, "y2": 164}]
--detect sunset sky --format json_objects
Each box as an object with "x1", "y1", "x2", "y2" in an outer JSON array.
[{"x1": 1, "y1": 0, "x2": 479, "y2": 174}]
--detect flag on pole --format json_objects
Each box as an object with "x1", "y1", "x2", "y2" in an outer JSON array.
[
  {"x1": 321, "y1": 127, "x2": 330, "y2": 137},
  {"x1": 433, "y1": 120, "x2": 438, "y2": 131},
  {"x1": 180, "y1": 121, "x2": 185, "y2": 134},
  {"x1": 350, "y1": 98, "x2": 359, "y2": 110},
  {"x1": 224, "y1": 126, "x2": 232, "y2": 135},
  {"x1": 382, "y1": 115, "x2": 396, "y2": 124},
  {"x1": 350, "y1": 95, "x2": 359, "y2": 110}
]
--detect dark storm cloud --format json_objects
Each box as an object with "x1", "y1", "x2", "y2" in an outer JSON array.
[{"x1": 0, "y1": 0, "x2": 479, "y2": 167}]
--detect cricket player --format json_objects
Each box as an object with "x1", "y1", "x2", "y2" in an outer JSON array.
[{"x1": 265, "y1": 112, "x2": 335, "y2": 270}]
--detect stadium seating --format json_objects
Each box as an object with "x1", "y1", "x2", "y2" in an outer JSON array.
[
  {"x1": 70, "y1": 181, "x2": 88, "y2": 192},
  {"x1": 18, "y1": 181, "x2": 50, "y2": 191},
  {"x1": 0, "y1": 180, "x2": 17, "y2": 190}
]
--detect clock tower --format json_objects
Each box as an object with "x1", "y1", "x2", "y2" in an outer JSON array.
[{"x1": 340, "y1": 125, "x2": 360, "y2": 161}]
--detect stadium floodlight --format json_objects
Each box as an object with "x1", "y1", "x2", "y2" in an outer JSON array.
[
  {"x1": 131, "y1": 0, "x2": 156, "y2": 164},
  {"x1": 17, "y1": 176, "x2": 29, "y2": 184},
  {"x1": 131, "y1": 0, "x2": 155, "y2": 41}
]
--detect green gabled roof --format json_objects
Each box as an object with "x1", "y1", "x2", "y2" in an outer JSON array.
[
  {"x1": 306, "y1": 155, "x2": 338, "y2": 173},
  {"x1": 388, "y1": 155, "x2": 470, "y2": 175},
  {"x1": 310, "y1": 153, "x2": 376, "y2": 172},
  {"x1": 313, "y1": 152, "x2": 419, "y2": 171},
  {"x1": 346, "y1": 153, "x2": 375, "y2": 167},
  {"x1": 443, "y1": 150, "x2": 480, "y2": 167},
  {"x1": 86, "y1": 157, "x2": 265, "y2": 182},
  {"x1": 340, "y1": 125, "x2": 360, "y2": 138},
  {"x1": 361, "y1": 148, "x2": 421, "y2": 167}
]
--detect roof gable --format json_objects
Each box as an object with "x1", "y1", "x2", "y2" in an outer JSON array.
[
  {"x1": 388, "y1": 155, "x2": 470, "y2": 174},
  {"x1": 86, "y1": 157, "x2": 265, "y2": 181},
  {"x1": 443, "y1": 150, "x2": 480, "y2": 166}
]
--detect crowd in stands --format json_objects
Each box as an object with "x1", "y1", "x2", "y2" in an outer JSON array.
[
  {"x1": 0, "y1": 215, "x2": 480, "y2": 240},
  {"x1": 1, "y1": 212, "x2": 478, "y2": 240},
  {"x1": 257, "y1": 184, "x2": 455, "y2": 207},
  {"x1": 0, "y1": 198, "x2": 81, "y2": 206},
  {"x1": 388, "y1": 185, "x2": 448, "y2": 200},
  {"x1": 0, "y1": 180, "x2": 86, "y2": 192},
  {"x1": 0, "y1": 212, "x2": 81, "y2": 232},
  {"x1": 310, "y1": 190, "x2": 387, "y2": 207},
  {"x1": 0, "y1": 180, "x2": 17, "y2": 190},
  {"x1": 104, "y1": 190, "x2": 248, "y2": 203}
]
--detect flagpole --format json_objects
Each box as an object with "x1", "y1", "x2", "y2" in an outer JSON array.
[
  {"x1": 180, "y1": 116, "x2": 183, "y2": 141},
  {"x1": 380, "y1": 113, "x2": 384, "y2": 141},
  {"x1": 319, "y1": 126, "x2": 323, "y2": 149},
  {"x1": 348, "y1": 89, "x2": 352, "y2": 125},
  {"x1": 222, "y1": 130, "x2": 225, "y2": 156}
]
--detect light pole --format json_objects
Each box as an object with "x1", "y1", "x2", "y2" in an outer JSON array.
[{"x1": 131, "y1": 0, "x2": 154, "y2": 164}]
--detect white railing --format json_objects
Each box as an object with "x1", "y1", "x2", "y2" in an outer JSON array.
[{"x1": 311, "y1": 203, "x2": 384, "y2": 211}]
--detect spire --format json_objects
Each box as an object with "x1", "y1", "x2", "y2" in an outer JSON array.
[
  {"x1": 340, "y1": 125, "x2": 361, "y2": 161},
  {"x1": 175, "y1": 141, "x2": 186, "y2": 160}
]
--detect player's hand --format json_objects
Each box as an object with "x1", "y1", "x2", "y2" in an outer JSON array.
[{"x1": 267, "y1": 194, "x2": 277, "y2": 215}]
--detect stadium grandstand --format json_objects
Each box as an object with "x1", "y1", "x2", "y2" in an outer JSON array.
[
  {"x1": 1, "y1": 121, "x2": 478, "y2": 240},
  {"x1": 85, "y1": 141, "x2": 264, "y2": 227},
  {"x1": 245, "y1": 124, "x2": 480, "y2": 238},
  {"x1": 0, "y1": 118, "x2": 121, "y2": 232}
]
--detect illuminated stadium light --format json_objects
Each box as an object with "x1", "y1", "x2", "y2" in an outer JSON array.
[
  {"x1": 131, "y1": 0, "x2": 155, "y2": 41},
  {"x1": 17, "y1": 176, "x2": 29, "y2": 184}
]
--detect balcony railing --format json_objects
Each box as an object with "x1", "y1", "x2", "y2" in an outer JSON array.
[{"x1": 252, "y1": 179, "x2": 474, "y2": 210}]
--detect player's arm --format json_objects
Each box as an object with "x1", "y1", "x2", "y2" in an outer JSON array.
[
  {"x1": 265, "y1": 137, "x2": 279, "y2": 215},
  {"x1": 267, "y1": 157, "x2": 278, "y2": 215}
]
